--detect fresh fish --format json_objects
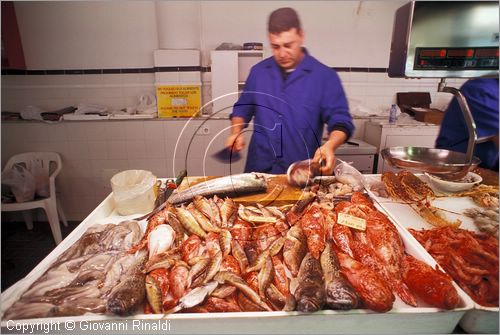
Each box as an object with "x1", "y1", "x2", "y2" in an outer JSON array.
[
  {"x1": 187, "y1": 255, "x2": 208, "y2": 266},
  {"x1": 148, "y1": 224, "x2": 176, "y2": 259},
  {"x1": 187, "y1": 203, "x2": 221, "y2": 233},
  {"x1": 285, "y1": 191, "x2": 316, "y2": 226},
  {"x1": 257, "y1": 255, "x2": 274, "y2": 297},
  {"x1": 205, "y1": 232, "x2": 222, "y2": 257},
  {"x1": 294, "y1": 253, "x2": 326, "y2": 312},
  {"x1": 144, "y1": 255, "x2": 179, "y2": 273},
  {"x1": 219, "y1": 229, "x2": 232, "y2": 256},
  {"x1": 51, "y1": 298, "x2": 107, "y2": 316},
  {"x1": 168, "y1": 173, "x2": 268, "y2": 204},
  {"x1": 144, "y1": 248, "x2": 180, "y2": 272},
  {"x1": 164, "y1": 211, "x2": 186, "y2": 246},
  {"x1": 271, "y1": 256, "x2": 289, "y2": 296},
  {"x1": 3, "y1": 303, "x2": 56, "y2": 320},
  {"x1": 300, "y1": 203, "x2": 326, "y2": 259},
  {"x1": 245, "y1": 249, "x2": 270, "y2": 273},
  {"x1": 364, "y1": 210, "x2": 417, "y2": 307},
  {"x1": 266, "y1": 283, "x2": 286, "y2": 310},
  {"x1": 268, "y1": 236, "x2": 286, "y2": 256},
  {"x1": 204, "y1": 296, "x2": 242, "y2": 312},
  {"x1": 238, "y1": 204, "x2": 277, "y2": 224},
  {"x1": 401, "y1": 254, "x2": 460, "y2": 310},
  {"x1": 175, "y1": 206, "x2": 207, "y2": 238},
  {"x1": 337, "y1": 252, "x2": 394, "y2": 313},
  {"x1": 211, "y1": 284, "x2": 237, "y2": 299},
  {"x1": 169, "y1": 261, "x2": 189, "y2": 299},
  {"x1": 180, "y1": 234, "x2": 202, "y2": 263},
  {"x1": 193, "y1": 195, "x2": 214, "y2": 219},
  {"x1": 320, "y1": 242, "x2": 359, "y2": 310},
  {"x1": 187, "y1": 257, "x2": 210, "y2": 288},
  {"x1": 145, "y1": 272, "x2": 165, "y2": 313},
  {"x1": 106, "y1": 250, "x2": 148, "y2": 316},
  {"x1": 208, "y1": 197, "x2": 223, "y2": 228},
  {"x1": 163, "y1": 281, "x2": 218, "y2": 315},
  {"x1": 203, "y1": 251, "x2": 223, "y2": 283},
  {"x1": 237, "y1": 291, "x2": 266, "y2": 312},
  {"x1": 231, "y1": 239, "x2": 249, "y2": 272},
  {"x1": 4, "y1": 222, "x2": 146, "y2": 320},
  {"x1": 283, "y1": 293, "x2": 297, "y2": 312},
  {"x1": 214, "y1": 271, "x2": 272, "y2": 311},
  {"x1": 220, "y1": 197, "x2": 237, "y2": 228},
  {"x1": 283, "y1": 225, "x2": 307, "y2": 277},
  {"x1": 261, "y1": 204, "x2": 286, "y2": 220},
  {"x1": 243, "y1": 241, "x2": 259, "y2": 266}
]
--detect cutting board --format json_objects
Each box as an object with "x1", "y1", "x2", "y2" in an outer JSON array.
[{"x1": 176, "y1": 174, "x2": 305, "y2": 206}]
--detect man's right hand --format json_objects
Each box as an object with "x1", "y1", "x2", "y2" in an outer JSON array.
[{"x1": 225, "y1": 133, "x2": 245, "y2": 152}]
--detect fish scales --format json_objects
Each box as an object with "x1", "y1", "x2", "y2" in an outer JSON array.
[
  {"x1": 320, "y1": 242, "x2": 359, "y2": 310},
  {"x1": 294, "y1": 253, "x2": 326, "y2": 312}
]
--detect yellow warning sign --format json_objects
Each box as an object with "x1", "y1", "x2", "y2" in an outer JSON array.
[{"x1": 156, "y1": 85, "x2": 201, "y2": 118}]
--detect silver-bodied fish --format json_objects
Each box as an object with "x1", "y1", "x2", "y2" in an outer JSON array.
[{"x1": 168, "y1": 173, "x2": 267, "y2": 204}]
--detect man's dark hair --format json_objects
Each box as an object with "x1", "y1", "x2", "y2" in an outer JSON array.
[{"x1": 268, "y1": 7, "x2": 302, "y2": 34}]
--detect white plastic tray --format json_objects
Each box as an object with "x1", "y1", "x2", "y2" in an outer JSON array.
[
  {"x1": 1, "y1": 190, "x2": 474, "y2": 334},
  {"x1": 364, "y1": 174, "x2": 499, "y2": 334}
]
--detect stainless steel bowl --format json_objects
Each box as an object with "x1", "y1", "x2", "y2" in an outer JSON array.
[{"x1": 381, "y1": 147, "x2": 481, "y2": 180}]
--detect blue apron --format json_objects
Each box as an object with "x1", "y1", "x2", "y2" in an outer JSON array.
[{"x1": 231, "y1": 50, "x2": 354, "y2": 173}]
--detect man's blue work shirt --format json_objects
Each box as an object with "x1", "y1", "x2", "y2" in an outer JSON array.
[
  {"x1": 436, "y1": 78, "x2": 499, "y2": 171},
  {"x1": 230, "y1": 50, "x2": 354, "y2": 174}
]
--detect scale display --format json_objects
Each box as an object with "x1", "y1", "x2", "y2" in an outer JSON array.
[{"x1": 414, "y1": 47, "x2": 499, "y2": 71}]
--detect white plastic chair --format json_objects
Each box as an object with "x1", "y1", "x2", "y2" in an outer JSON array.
[{"x1": 1, "y1": 152, "x2": 67, "y2": 244}]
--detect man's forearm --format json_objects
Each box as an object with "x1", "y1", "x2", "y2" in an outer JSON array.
[
  {"x1": 325, "y1": 130, "x2": 348, "y2": 150},
  {"x1": 231, "y1": 116, "x2": 246, "y2": 134}
]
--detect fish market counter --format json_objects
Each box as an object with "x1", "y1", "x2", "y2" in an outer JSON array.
[{"x1": 0, "y1": 173, "x2": 491, "y2": 334}]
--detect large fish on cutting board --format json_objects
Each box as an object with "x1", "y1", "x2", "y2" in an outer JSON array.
[{"x1": 168, "y1": 173, "x2": 268, "y2": 204}]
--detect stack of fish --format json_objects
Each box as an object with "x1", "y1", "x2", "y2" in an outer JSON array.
[
  {"x1": 4, "y1": 221, "x2": 147, "y2": 320},
  {"x1": 135, "y1": 190, "x2": 461, "y2": 314}
]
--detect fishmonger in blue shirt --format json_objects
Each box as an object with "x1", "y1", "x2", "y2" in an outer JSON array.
[{"x1": 226, "y1": 7, "x2": 355, "y2": 175}]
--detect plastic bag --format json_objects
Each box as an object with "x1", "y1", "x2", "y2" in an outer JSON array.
[
  {"x1": 333, "y1": 159, "x2": 366, "y2": 191},
  {"x1": 1, "y1": 164, "x2": 36, "y2": 202},
  {"x1": 29, "y1": 159, "x2": 50, "y2": 198},
  {"x1": 20, "y1": 105, "x2": 47, "y2": 121},
  {"x1": 110, "y1": 170, "x2": 157, "y2": 215},
  {"x1": 136, "y1": 93, "x2": 157, "y2": 115}
]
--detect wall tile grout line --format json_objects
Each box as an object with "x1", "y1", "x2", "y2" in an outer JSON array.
[{"x1": 2, "y1": 66, "x2": 389, "y2": 75}]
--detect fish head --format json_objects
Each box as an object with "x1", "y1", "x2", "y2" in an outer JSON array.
[{"x1": 297, "y1": 297, "x2": 322, "y2": 312}]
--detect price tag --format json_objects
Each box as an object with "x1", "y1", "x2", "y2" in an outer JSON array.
[{"x1": 337, "y1": 212, "x2": 367, "y2": 231}]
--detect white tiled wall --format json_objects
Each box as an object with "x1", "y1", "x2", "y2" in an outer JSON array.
[
  {"x1": 1, "y1": 72, "x2": 466, "y2": 117},
  {"x1": 1, "y1": 74, "x2": 156, "y2": 112},
  {"x1": 1, "y1": 118, "x2": 249, "y2": 221}
]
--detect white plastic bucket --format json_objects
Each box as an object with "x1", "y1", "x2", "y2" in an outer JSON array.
[{"x1": 110, "y1": 170, "x2": 157, "y2": 215}]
